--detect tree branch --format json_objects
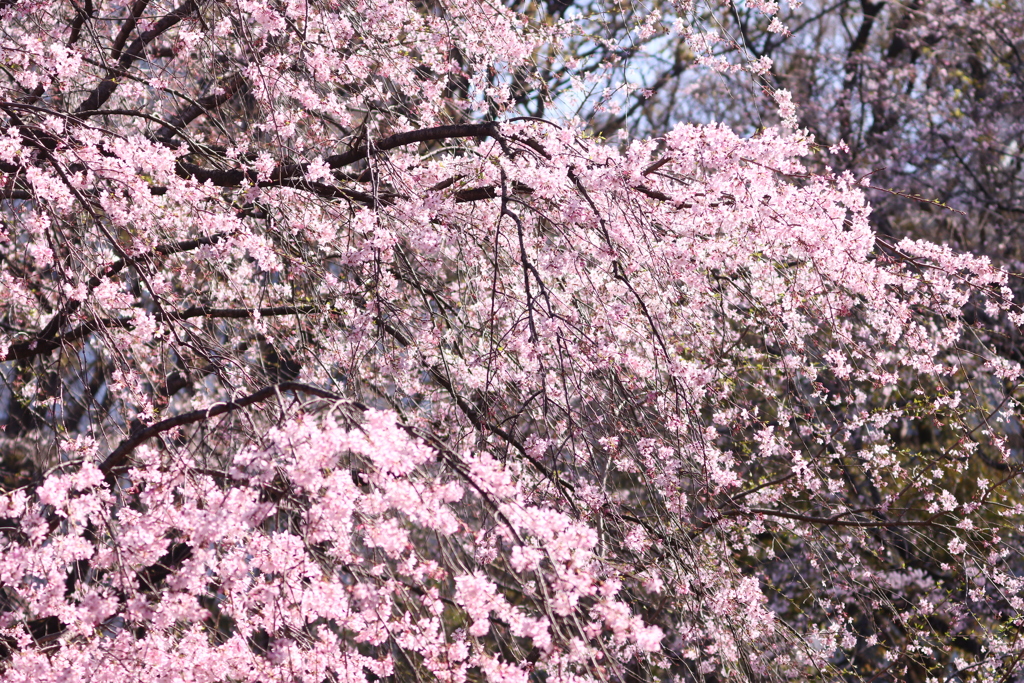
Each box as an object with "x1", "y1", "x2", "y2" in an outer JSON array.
[
  {"x1": 99, "y1": 382, "x2": 352, "y2": 478},
  {"x1": 154, "y1": 72, "x2": 246, "y2": 142},
  {"x1": 109, "y1": 0, "x2": 150, "y2": 60},
  {"x1": 76, "y1": 0, "x2": 200, "y2": 115},
  {"x1": 174, "y1": 122, "x2": 498, "y2": 187},
  {"x1": 5, "y1": 304, "x2": 316, "y2": 361},
  {"x1": 67, "y1": 0, "x2": 95, "y2": 48}
]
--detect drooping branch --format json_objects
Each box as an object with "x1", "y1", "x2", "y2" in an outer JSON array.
[
  {"x1": 31, "y1": 232, "x2": 234, "y2": 344},
  {"x1": 717, "y1": 506, "x2": 944, "y2": 529}
]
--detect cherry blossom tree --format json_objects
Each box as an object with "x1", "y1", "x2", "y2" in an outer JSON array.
[{"x1": 2, "y1": 0, "x2": 1024, "y2": 682}]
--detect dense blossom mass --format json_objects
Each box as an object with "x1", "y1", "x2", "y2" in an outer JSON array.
[{"x1": 1, "y1": 0, "x2": 1024, "y2": 681}]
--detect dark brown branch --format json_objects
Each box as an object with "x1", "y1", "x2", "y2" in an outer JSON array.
[
  {"x1": 76, "y1": 0, "x2": 199, "y2": 115},
  {"x1": 154, "y1": 72, "x2": 246, "y2": 142},
  {"x1": 110, "y1": 0, "x2": 150, "y2": 60},
  {"x1": 175, "y1": 122, "x2": 498, "y2": 187},
  {"x1": 6, "y1": 304, "x2": 316, "y2": 361},
  {"x1": 67, "y1": 0, "x2": 95, "y2": 47},
  {"x1": 324, "y1": 122, "x2": 499, "y2": 167},
  {"x1": 454, "y1": 186, "x2": 500, "y2": 202},
  {"x1": 99, "y1": 382, "x2": 350, "y2": 478},
  {"x1": 849, "y1": 0, "x2": 885, "y2": 57},
  {"x1": 633, "y1": 183, "x2": 693, "y2": 208}
]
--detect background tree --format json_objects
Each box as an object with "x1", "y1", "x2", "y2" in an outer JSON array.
[
  {"x1": 2, "y1": 0, "x2": 1024, "y2": 682},
  {"x1": 521, "y1": 0, "x2": 1024, "y2": 266}
]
